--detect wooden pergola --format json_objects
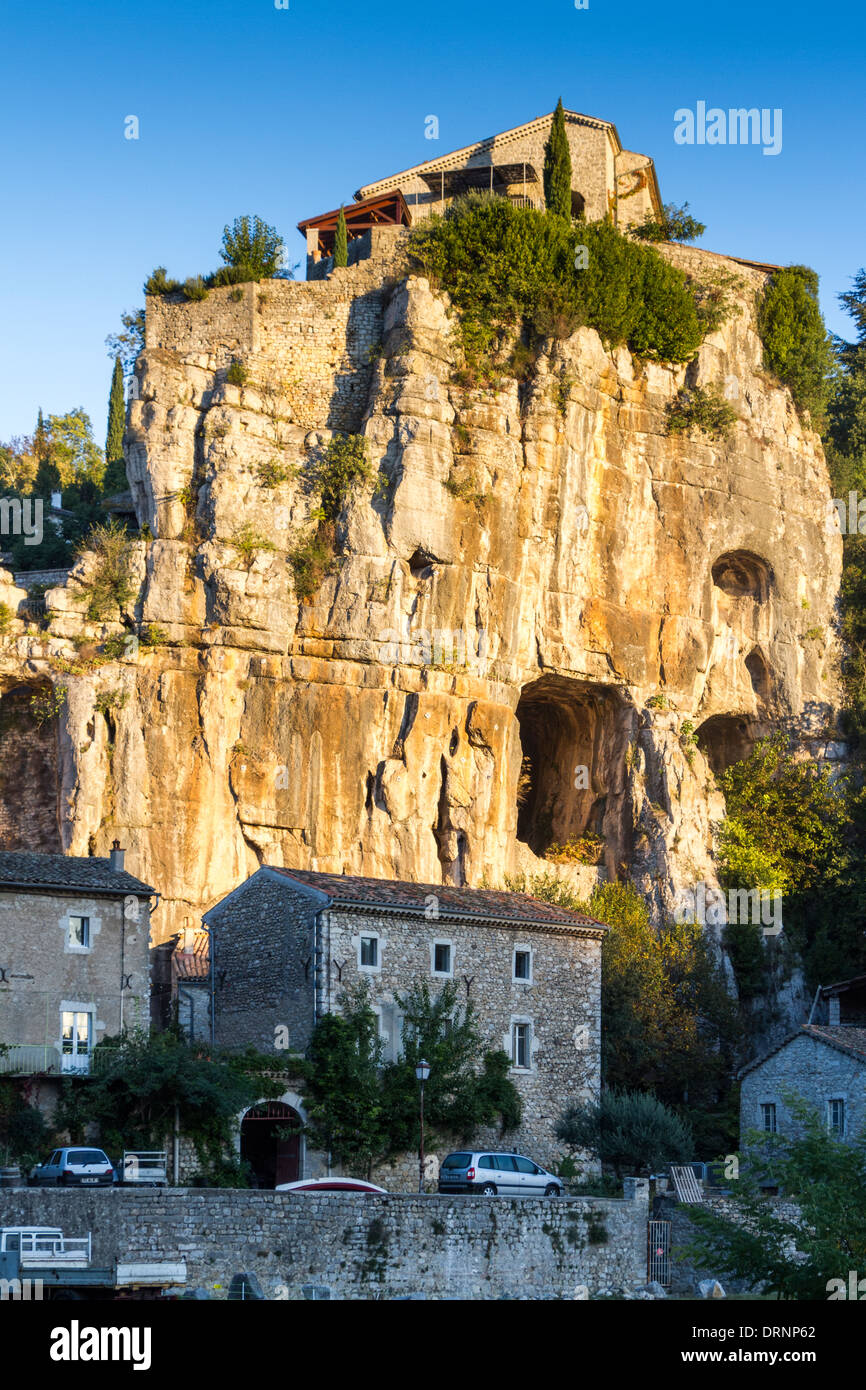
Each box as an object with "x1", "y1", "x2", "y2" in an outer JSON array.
[{"x1": 297, "y1": 190, "x2": 412, "y2": 257}]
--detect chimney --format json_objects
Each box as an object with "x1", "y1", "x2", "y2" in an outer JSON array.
[{"x1": 109, "y1": 839, "x2": 125, "y2": 873}]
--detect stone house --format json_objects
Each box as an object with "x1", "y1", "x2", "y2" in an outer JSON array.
[
  {"x1": 204, "y1": 868, "x2": 606, "y2": 1185},
  {"x1": 298, "y1": 106, "x2": 662, "y2": 276},
  {"x1": 0, "y1": 846, "x2": 154, "y2": 1112},
  {"x1": 739, "y1": 1024, "x2": 866, "y2": 1147}
]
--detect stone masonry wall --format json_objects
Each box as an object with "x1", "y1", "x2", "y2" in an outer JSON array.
[
  {"x1": 324, "y1": 905, "x2": 603, "y2": 1167},
  {"x1": 0, "y1": 1188, "x2": 648, "y2": 1299},
  {"x1": 740, "y1": 1033, "x2": 866, "y2": 1142}
]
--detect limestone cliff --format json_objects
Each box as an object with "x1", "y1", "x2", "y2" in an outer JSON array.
[{"x1": 0, "y1": 239, "x2": 843, "y2": 1024}]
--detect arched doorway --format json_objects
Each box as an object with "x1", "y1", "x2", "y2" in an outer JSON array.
[{"x1": 240, "y1": 1101, "x2": 303, "y2": 1188}]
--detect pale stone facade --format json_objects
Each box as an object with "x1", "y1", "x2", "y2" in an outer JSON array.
[{"x1": 355, "y1": 108, "x2": 661, "y2": 230}]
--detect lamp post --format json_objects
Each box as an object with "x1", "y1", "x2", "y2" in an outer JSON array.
[{"x1": 415, "y1": 1059, "x2": 431, "y2": 1193}]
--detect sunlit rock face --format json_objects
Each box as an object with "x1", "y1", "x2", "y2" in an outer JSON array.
[{"x1": 0, "y1": 245, "x2": 842, "y2": 1036}]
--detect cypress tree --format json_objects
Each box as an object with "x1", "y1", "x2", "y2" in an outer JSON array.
[
  {"x1": 334, "y1": 206, "x2": 348, "y2": 267},
  {"x1": 543, "y1": 98, "x2": 573, "y2": 220},
  {"x1": 103, "y1": 358, "x2": 128, "y2": 494}
]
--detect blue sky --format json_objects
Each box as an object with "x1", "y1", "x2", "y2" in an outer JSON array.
[{"x1": 0, "y1": 0, "x2": 863, "y2": 445}]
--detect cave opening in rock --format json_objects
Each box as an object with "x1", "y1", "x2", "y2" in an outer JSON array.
[
  {"x1": 745, "y1": 648, "x2": 772, "y2": 705},
  {"x1": 0, "y1": 682, "x2": 62, "y2": 850},
  {"x1": 515, "y1": 676, "x2": 631, "y2": 861},
  {"x1": 696, "y1": 714, "x2": 759, "y2": 777},
  {"x1": 712, "y1": 551, "x2": 773, "y2": 603}
]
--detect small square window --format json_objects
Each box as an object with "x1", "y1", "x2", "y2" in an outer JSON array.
[
  {"x1": 68, "y1": 916, "x2": 90, "y2": 949},
  {"x1": 433, "y1": 942, "x2": 451, "y2": 975},
  {"x1": 512, "y1": 1022, "x2": 531, "y2": 1069},
  {"x1": 360, "y1": 936, "x2": 378, "y2": 968},
  {"x1": 514, "y1": 949, "x2": 531, "y2": 982},
  {"x1": 760, "y1": 1102, "x2": 776, "y2": 1134}
]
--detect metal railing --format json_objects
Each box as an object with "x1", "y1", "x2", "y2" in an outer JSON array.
[
  {"x1": 0, "y1": 1044, "x2": 127, "y2": 1077},
  {"x1": 15, "y1": 1233, "x2": 92, "y2": 1267}
]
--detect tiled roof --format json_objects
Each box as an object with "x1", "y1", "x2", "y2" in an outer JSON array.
[
  {"x1": 268, "y1": 868, "x2": 606, "y2": 933},
  {"x1": 0, "y1": 851, "x2": 153, "y2": 897},
  {"x1": 739, "y1": 1024, "x2": 866, "y2": 1077}
]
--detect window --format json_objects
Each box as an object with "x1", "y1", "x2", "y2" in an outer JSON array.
[
  {"x1": 513, "y1": 1156, "x2": 539, "y2": 1174},
  {"x1": 828, "y1": 1098, "x2": 846, "y2": 1136},
  {"x1": 512, "y1": 1022, "x2": 531, "y2": 1069},
  {"x1": 61, "y1": 1011, "x2": 92, "y2": 1073},
  {"x1": 760, "y1": 1102, "x2": 777, "y2": 1134},
  {"x1": 68, "y1": 915, "x2": 90, "y2": 950},
  {"x1": 359, "y1": 935, "x2": 378, "y2": 969},
  {"x1": 432, "y1": 941, "x2": 452, "y2": 977},
  {"x1": 513, "y1": 949, "x2": 532, "y2": 982},
  {"x1": 493, "y1": 1155, "x2": 518, "y2": 1172}
]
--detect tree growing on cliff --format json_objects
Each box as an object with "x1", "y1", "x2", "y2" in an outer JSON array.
[
  {"x1": 103, "y1": 358, "x2": 127, "y2": 495},
  {"x1": 334, "y1": 206, "x2": 348, "y2": 267},
  {"x1": 542, "y1": 98, "x2": 572, "y2": 220},
  {"x1": 105, "y1": 308, "x2": 145, "y2": 378},
  {"x1": 556, "y1": 1089, "x2": 693, "y2": 1178},
  {"x1": 220, "y1": 214, "x2": 285, "y2": 280}
]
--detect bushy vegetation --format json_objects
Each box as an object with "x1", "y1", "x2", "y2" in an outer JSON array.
[
  {"x1": 229, "y1": 523, "x2": 275, "y2": 565},
  {"x1": 226, "y1": 359, "x2": 249, "y2": 386},
  {"x1": 0, "y1": 1081, "x2": 48, "y2": 1170},
  {"x1": 287, "y1": 523, "x2": 336, "y2": 599},
  {"x1": 75, "y1": 520, "x2": 135, "y2": 620},
  {"x1": 667, "y1": 384, "x2": 738, "y2": 439},
  {"x1": 757, "y1": 265, "x2": 835, "y2": 423},
  {"x1": 409, "y1": 196, "x2": 707, "y2": 380},
  {"x1": 556, "y1": 1088, "x2": 693, "y2": 1177},
  {"x1": 308, "y1": 433, "x2": 379, "y2": 521}
]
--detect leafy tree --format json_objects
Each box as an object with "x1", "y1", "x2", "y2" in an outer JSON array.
[
  {"x1": 631, "y1": 201, "x2": 705, "y2": 244},
  {"x1": 556, "y1": 1088, "x2": 693, "y2": 1177},
  {"x1": 104, "y1": 358, "x2": 127, "y2": 495},
  {"x1": 686, "y1": 1100, "x2": 866, "y2": 1299},
  {"x1": 379, "y1": 980, "x2": 521, "y2": 1151},
  {"x1": 716, "y1": 732, "x2": 866, "y2": 989},
  {"x1": 334, "y1": 206, "x2": 348, "y2": 267},
  {"x1": 758, "y1": 265, "x2": 835, "y2": 424},
  {"x1": 41, "y1": 409, "x2": 105, "y2": 488},
  {"x1": 54, "y1": 1029, "x2": 283, "y2": 1182},
  {"x1": 105, "y1": 309, "x2": 145, "y2": 377},
  {"x1": 220, "y1": 215, "x2": 285, "y2": 280},
  {"x1": 302, "y1": 984, "x2": 386, "y2": 1178},
  {"x1": 0, "y1": 1081, "x2": 48, "y2": 1169},
  {"x1": 543, "y1": 98, "x2": 572, "y2": 220}
]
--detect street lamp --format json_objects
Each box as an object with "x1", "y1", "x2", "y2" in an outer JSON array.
[{"x1": 415, "y1": 1059, "x2": 431, "y2": 1193}]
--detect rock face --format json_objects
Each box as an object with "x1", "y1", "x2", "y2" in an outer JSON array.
[{"x1": 0, "y1": 242, "x2": 843, "y2": 1003}]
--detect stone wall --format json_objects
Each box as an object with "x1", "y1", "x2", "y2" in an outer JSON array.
[
  {"x1": 0, "y1": 1188, "x2": 648, "y2": 1299},
  {"x1": 740, "y1": 1032, "x2": 866, "y2": 1142},
  {"x1": 0, "y1": 888, "x2": 150, "y2": 1057}
]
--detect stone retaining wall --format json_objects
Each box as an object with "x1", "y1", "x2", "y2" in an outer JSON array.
[{"x1": 0, "y1": 1188, "x2": 647, "y2": 1300}]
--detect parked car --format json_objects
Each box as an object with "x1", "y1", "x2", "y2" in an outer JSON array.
[
  {"x1": 437, "y1": 1150, "x2": 562, "y2": 1197},
  {"x1": 276, "y1": 1177, "x2": 387, "y2": 1194},
  {"x1": 28, "y1": 1147, "x2": 115, "y2": 1187}
]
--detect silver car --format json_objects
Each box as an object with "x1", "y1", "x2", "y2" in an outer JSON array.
[{"x1": 437, "y1": 1150, "x2": 562, "y2": 1197}]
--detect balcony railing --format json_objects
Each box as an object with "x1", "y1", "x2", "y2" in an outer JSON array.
[{"x1": 0, "y1": 1045, "x2": 126, "y2": 1077}]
